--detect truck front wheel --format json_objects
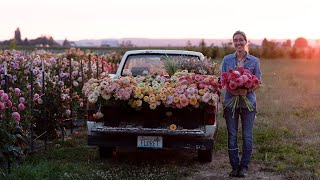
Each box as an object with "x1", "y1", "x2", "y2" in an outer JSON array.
[
  {"x1": 99, "y1": 146, "x2": 115, "y2": 159},
  {"x1": 198, "y1": 149, "x2": 212, "y2": 162}
]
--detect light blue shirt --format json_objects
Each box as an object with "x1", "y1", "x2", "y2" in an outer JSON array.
[{"x1": 221, "y1": 52, "x2": 262, "y2": 108}]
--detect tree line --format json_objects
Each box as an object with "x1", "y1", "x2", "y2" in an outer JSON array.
[{"x1": 186, "y1": 37, "x2": 320, "y2": 60}]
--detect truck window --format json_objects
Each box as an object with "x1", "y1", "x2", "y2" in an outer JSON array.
[{"x1": 122, "y1": 54, "x2": 200, "y2": 76}]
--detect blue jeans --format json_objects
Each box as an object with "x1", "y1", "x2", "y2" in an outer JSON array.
[{"x1": 224, "y1": 105, "x2": 256, "y2": 171}]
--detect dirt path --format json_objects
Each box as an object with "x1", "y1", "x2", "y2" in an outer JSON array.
[
  {"x1": 113, "y1": 148, "x2": 284, "y2": 179},
  {"x1": 185, "y1": 151, "x2": 284, "y2": 180}
]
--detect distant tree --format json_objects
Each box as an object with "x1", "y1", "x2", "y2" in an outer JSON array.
[
  {"x1": 23, "y1": 38, "x2": 29, "y2": 46},
  {"x1": 209, "y1": 44, "x2": 219, "y2": 59},
  {"x1": 185, "y1": 40, "x2": 195, "y2": 51},
  {"x1": 29, "y1": 35, "x2": 60, "y2": 47},
  {"x1": 120, "y1": 40, "x2": 134, "y2": 47},
  {"x1": 14, "y1": 28, "x2": 22, "y2": 43},
  {"x1": 198, "y1": 39, "x2": 210, "y2": 56},
  {"x1": 219, "y1": 42, "x2": 234, "y2": 57},
  {"x1": 261, "y1": 38, "x2": 282, "y2": 58},
  {"x1": 185, "y1": 40, "x2": 193, "y2": 48},
  {"x1": 199, "y1": 39, "x2": 206, "y2": 49},
  {"x1": 63, "y1": 38, "x2": 71, "y2": 47},
  {"x1": 290, "y1": 47, "x2": 297, "y2": 59},
  {"x1": 282, "y1": 39, "x2": 291, "y2": 48},
  {"x1": 293, "y1": 37, "x2": 308, "y2": 48}
]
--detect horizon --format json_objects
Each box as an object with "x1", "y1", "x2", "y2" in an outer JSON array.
[
  {"x1": 1, "y1": 32, "x2": 318, "y2": 42},
  {"x1": 1, "y1": 0, "x2": 319, "y2": 41}
]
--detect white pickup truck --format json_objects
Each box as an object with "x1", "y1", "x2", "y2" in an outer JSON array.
[{"x1": 86, "y1": 49, "x2": 218, "y2": 162}]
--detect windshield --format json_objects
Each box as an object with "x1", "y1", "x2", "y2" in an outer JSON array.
[{"x1": 121, "y1": 54, "x2": 200, "y2": 76}]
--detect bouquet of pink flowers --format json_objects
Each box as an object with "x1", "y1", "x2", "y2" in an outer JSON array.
[{"x1": 221, "y1": 67, "x2": 260, "y2": 116}]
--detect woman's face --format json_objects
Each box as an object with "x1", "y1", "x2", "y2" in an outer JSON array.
[{"x1": 233, "y1": 34, "x2": 246, "y2": 52}]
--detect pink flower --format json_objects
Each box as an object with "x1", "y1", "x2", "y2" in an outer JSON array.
[
  {"x1": 240, "y1": 75, "x2": 249, "y2": 84},
  {"x1": 7, "y1": 100, "x2": 12, "y2": 108},
  {"x1": 234, "y1": 78, "x2": 243, "y2": 86},
  {"x1": 93, "y1": 112, "x2": 104, "y2": 119},
  {"x1": 122, "y1": 91, "x2": 130, "y2": 100},
  {"x1": 0, "y1": 102, "x2": 5, "y2": 111},
  {"x1": 229, "y1": 82, "x2": 237, "y2": 90},
  {"x1": 14, "y1": 88, "x2": 21, "y2": 96},
  {"x1": 186, "y1": 88, "x2": 196, "y2": 95},
  {"x1": 37, "y1": 98, "x2": 43, "y2": 104},
  {"x1": 166, "y1": 95, "x2": 173, "y2": 105},
  {"x1": 19, "y1": 97, "x2": 25, "y2": 103},
  {"x1": 18, "y1": 103, "x2": 25, "y2": 111},
  {"x1": 201, "y1": 92, "x2": 211, "y2": 103},
  {"x1": 244, "y1": 79, "x2": 253, "y2": 89},
  {"x1": 180, "y1": 79, "x2": 188, "y2": 85},
  {"x1": 179, "y1": 94, "x2": 189, "y2": 107},
  {"x1": 252, "y1": 77, "x2": 260, "y2": 86},
  {"x1": 230, "y1": 72, "x2": 240, "y2": 79},
  {"x1": 221, "y1": 73, "x2": 228, "y2": 81},
  {"x1": 243, "y1": 72, "x2": 252, "y2": 79},
  {"x1": 195, "y1": 75, "x2": 204, "y2": 82},
  {"x1": 12, "y1": 112, "x2": 21, "y2": 121},
  {"x1": 33, "y1": 93, "x2": 40, "y2": 101},
  {"x1": 199, "y1": 83, "x2": 205, "y2": 89},
  {"x1": 1, "y1": 93, "x2": 9, "y2": 102},
  {"x1": 237, "y1": 67, "x2": 245, "y2": 74},
  {"x1": 244, "y1": 69, "x2": 251, "y2": 74},
  {"x1": 0, "y1": 90, "x2": 4, "y2": 96},
  {"x1": 175, "y1": 87, "x2": 184, "y2": 94},
  {"x1": 65, "y1": 109, "x2": 71, "y2": 116}
]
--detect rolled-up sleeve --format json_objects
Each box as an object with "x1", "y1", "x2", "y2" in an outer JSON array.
[{"x1": 254, "y1": 58, "x2": 262, "y2": 82}]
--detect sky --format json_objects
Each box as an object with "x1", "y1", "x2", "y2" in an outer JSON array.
[{"x1": 0, "y1": 0, "x2": 319, "y2": 41}]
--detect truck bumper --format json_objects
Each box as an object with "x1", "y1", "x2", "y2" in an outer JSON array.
[
  {"x1": 88, "y1": 134, "x2": 213, "y2": 150},
  {"x1": 89, "y1": 125, "x2": 216, "y2": 149}
]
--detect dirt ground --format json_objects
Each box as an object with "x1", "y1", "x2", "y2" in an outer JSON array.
[
  {"x1": 185, "y1": 151, "x2": 284, "y2": 180},
  {"x1": 113, "y1": 147, "x2": 284, "y2": 180}
]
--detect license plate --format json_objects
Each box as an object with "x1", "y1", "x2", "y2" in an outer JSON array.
[{"x1": 137, "y1": 136, "x2": 163, "y2": 148}]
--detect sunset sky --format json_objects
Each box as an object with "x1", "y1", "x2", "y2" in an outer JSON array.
[{"x1": 1, "y1": 0, "x2": 319, "y2": 41}]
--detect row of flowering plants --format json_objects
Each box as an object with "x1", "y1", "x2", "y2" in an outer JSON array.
[
  {"x1": 0, "y1": 87, "x2": 28, "y2": 162},
  {"x1": 0, "y1": 49, "x2": 122, "y2": 162}
]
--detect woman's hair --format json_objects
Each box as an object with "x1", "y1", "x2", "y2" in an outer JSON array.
[{"x1": 233, "y1": 30, "x2": 247, "y2": 42}]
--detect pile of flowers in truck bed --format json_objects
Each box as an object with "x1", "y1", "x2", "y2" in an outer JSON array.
[{"x1": 82, "y1": 70, "x2": 222, "y2": 113}]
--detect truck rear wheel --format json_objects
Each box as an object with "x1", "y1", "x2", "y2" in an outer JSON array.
[
  {"x1": 99, "y1": 146, "x2": 115, "y2": 159},
  {"x1": 198, "y1": 149, "x2": 212, "y2": 162}
]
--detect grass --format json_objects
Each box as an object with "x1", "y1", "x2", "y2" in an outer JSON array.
[
  {"x1": 1, "y1": 130, "x2": 185, "y2": 179},
  {"x1": 251, "y1": 59, "x2": 320, "y2": 178}
]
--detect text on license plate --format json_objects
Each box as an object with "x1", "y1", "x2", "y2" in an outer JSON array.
[{"x1": 137, "y1": 136, "x2": 163, "y2": 148}]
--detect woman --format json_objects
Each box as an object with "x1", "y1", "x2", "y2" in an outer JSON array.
[{"x1": 221, "y1": 30, "x2": 261, "y2": 177}]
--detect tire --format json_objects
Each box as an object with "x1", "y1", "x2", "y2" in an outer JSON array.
[
  {"x1": 99, "y1": 146, "x2": 115, "y2": 159},
  {"x1": 198, "y1": 149, "x2": 212, "y2": 162}
]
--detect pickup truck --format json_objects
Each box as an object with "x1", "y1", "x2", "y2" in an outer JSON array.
[{"x1": 86, "y1": 49, "x2": 219, "y2": 162}]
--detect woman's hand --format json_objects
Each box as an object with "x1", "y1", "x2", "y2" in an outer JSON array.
[{"x1": 227, "y1": 89, "x2": 248, "y2": 96}]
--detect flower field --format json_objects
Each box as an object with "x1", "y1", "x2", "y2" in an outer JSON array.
[{"x1": 0, "y1": 48, "x2": 122, "y2": 162}]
